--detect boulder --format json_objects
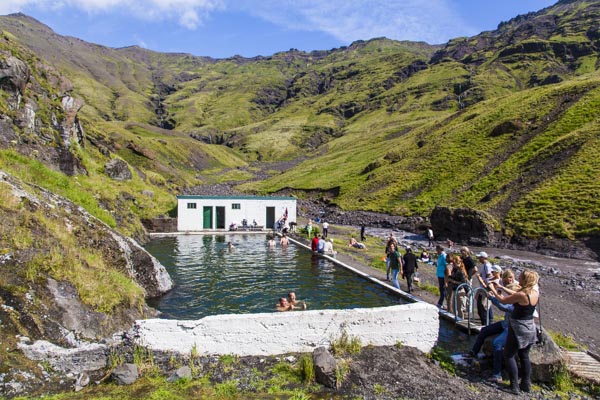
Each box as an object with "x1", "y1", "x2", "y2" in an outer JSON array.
[
  {"x1": 313, "y1": 346, "x2": 337, "y2": 388},
  {"x1": 0, "y1": 55, "x2": 30, "y2": 94},
  {"x1": 17, "y1": 340, "x2": 108, "y2": 374},
  {"x1": 104, "y1": 158, "x2": 132, "y2": 181},
  {"x1": 111, "y1": 363, "x2": 139, "y2": 385},
  {"x1": 430, "y1": 206, "x2": 498, "y2": 245},
  {"x1": 529, "y1": 329, "x2": 565, "y2": 383},
  {"x1": 167, "y1": 366, "x2": 192, "y2": 382},
  {"x1": 74, "y1": 372, "x2": 90, "y2": 391}
]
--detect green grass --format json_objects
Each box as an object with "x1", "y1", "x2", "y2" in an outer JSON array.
[
  {"x1": 428, "y1": 346, "x2": 456, "y2": 375},
  {"x1": 330, "y1": 330, "x2": 362, "y2": 356},
  {"x1": 298, "y1": 355, "x2": 315, "y2": 384},
  {"x1": 548, "y1": 331, "x2": 583, "y2": 351},
  {"x1": 0, "y1": 150, "x2": 116, "y2": 227}
]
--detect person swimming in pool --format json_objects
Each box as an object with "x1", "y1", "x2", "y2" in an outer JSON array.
[
  {"x1": 288, "y1": 291, "x2": 307, "y2": 309},
  {"x1": 276, "y1": 293, "x2": 306, "y2": 311}
]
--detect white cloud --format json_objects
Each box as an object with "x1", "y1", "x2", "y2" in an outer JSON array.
[
  {"x1": 0, "y1": 0, "x2": 476, "y2": 43},
  {"x1": 233, "y1": 0, "x2": 476, "y2": 44},
  {"x1": 0, "y1": 0, "x2": 224, "y2": 29}
]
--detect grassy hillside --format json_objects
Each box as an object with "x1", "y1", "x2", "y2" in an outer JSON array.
[{"x1": 0, "y1": 0, "x2": 599, "y2": 246}]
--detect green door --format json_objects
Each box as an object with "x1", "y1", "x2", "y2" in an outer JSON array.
[
  {"x1": 203, "y1": 206, "x2": 213, "y2": 229},
  {"x1": 216, "y1": 206, "x2": 226, "y2": 229}
]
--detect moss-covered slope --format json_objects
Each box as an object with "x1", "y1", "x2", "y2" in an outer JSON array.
[{"x1": 0, "y1": 0, "x2": 599, "y2": 246}]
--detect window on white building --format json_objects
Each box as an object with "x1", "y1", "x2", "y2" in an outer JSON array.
[
  {"x1": 232, "y1": 203, "x2": 241, "y2": 209},
  {"x1": 187, "y1": 203, "x2": 197, "y2": 209}
]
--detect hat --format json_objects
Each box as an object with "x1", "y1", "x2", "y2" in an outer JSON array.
[
  {"x1": 476, "y1": 251, "x2": 488, "y2": 258},
  {"x1": 406, "y1": 246, "x2": 412, "y2": 251},
  {"x1": 491, "y1": 265, "x2": 502, "y2": 273}
]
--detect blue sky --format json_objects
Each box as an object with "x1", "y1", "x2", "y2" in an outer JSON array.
[{"x1": 1, "y1": 1, "x2": 557, "y2": 58}]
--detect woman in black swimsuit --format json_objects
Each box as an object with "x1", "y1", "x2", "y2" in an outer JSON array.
[{"x1": 488, "y1": 270, "x2": 539, "y2": 394}]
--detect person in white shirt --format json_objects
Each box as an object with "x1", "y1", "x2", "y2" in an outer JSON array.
[
  {"x1": 324, "y1": 238, "x2": 336, "y2": 256},
  {"x1": 322, "y1": 221, "x2": 329, "y2": 238}
]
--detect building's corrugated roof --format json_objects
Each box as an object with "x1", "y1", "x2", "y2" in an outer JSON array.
[{"x1": 177, "y1": 195, "x2": 296, "y2": 201}]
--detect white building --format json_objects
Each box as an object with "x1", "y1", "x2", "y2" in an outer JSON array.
[{"x1": 177, "y1": 195, "x2": 297, "y2": 231}]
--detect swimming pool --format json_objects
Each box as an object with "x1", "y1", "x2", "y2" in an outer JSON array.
[{"x1": 145, "y1": 234, "x2": 405, "y2": 319}]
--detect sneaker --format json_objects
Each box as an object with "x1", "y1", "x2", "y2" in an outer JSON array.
[{"x1": 487, "y1": 375, "x2": 502, "y2": 383}]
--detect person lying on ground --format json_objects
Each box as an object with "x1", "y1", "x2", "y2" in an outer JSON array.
[{"x1": 348, "y1": 237, "x2": 367, "y2": 249}]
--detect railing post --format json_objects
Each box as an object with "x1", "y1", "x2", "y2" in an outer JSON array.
[{"x1": 453, "y1": 283, "x2": 471, "y2": 323}]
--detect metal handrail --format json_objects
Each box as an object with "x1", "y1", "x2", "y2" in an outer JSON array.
[
  {"x1": 452, "y1": 282, "x2": 472, "y2": 322},
  {"x1": 449, "y1": 284, "x2": 490, "y2": 334}
]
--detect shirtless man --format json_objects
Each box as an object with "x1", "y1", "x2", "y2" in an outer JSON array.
[
  {"x1": 276, "y1": 297, "x2": 293, "y2": 312},
  {"x1": 287, "y1": 291, "x2": 307, "y2": 310},
  {"x1": 280, "y1": 234, "x2": 289, "y2": 247},
  {"x1": 276, "y1": 295, "x2": 306, "y2": 311}
]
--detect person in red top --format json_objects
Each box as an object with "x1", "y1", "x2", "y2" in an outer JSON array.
[{"x1": 311, "y1": 232, "x2": 320, "y2": 252}]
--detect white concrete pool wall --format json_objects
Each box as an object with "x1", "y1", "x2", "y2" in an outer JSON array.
[
  {"x1": 133, "y1": 302, "x2": 439, "y2": 356},
  {"x1": 137, "y1": 233, "x2": 439, "y2": 356}
]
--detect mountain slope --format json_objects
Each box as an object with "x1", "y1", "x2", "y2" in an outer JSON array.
[{"x1": 0, "y1": 1, "x2": 599, "y2": 255}]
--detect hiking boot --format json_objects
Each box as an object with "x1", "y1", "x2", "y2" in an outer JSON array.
[
  {"x1": 487, "y1": 375, "x2": 502, "y2": 383},
  {"x1": 462, "y1": 351, "x2": 475, "y2": 359},
  {"x1": 520, "y1": 381, "x2": 531, "y2": 393},
  {"x1": 503, "y1": 385, "x2": 520, "y2": 395}
]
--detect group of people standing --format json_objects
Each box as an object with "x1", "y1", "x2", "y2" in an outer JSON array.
[
  {"x1": 384, "y1": 233, "x2": 418, "y2": 293},
  {"x1": 279, "y1": 219, "x2": 541, "y2": 394},
  {"x1": 433, "y1": 243, "x2": 540, "y2": 395}
]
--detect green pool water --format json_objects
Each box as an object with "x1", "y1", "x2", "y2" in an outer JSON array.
[{"x1": 144, "y1": 234, "x2": 405, "y2": 319}]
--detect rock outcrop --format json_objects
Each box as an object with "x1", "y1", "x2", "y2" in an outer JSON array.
[
  {"x1": 0, "y1": 54, "x2": 30, "y2": 96},
  {"x1": 104, "y1": 158, "x2": 133, "y2": 181},
  {"x1": 430, "y1": 206, "x2": 499, "y2": 246},
  {"x1": 0, "y1": 170, "x2": 173, "y2": 343}
]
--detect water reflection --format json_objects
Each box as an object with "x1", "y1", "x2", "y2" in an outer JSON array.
[{"x1": 145, "y1": 234, "x2": 403, "y2": 319}]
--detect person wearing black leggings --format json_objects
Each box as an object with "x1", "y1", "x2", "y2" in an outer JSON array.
[{"x1": 488, "y1": 270, "x2": 539, "y2": 394}]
